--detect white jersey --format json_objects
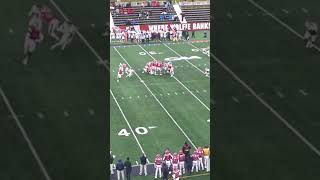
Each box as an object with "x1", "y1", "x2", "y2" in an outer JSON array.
[
  {"x1": 58, "y1": 22, "x2": 76, "y2": 35},
  {"x1": 28, "y1": 5, "x2": 40, "y2": 16},
  {"x1": 29, "y1": 15, "x2": 42, "y2": 30}
]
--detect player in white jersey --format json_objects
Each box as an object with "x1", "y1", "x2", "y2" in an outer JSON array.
[
  {"x1": 28, "y1": 13, "x2": 43, "y2": 31},
  {"x1": 48, "y1": 17, "x2": 60, "y2": 41},
  {"x1": 126, "y1": 68, "x2": 134, "y2": 77},
  {"x1": 117, "y1": 67, "x2": 124, "y2": 82},
  {"x1": 204, "y1": 67, "x2": 210, "y2": 77},
  {"x1": 50, "y1": 21, "x2": 76, "y2": 50},
  {"x1": 28, "y1": 3, "x2": 41, "y2": 17},
  {"x1": 304, "y1": 20, "x2": 318, "y2": 48},
  {"x1": 22, "y1": 26, "x2": 44, "y2": 65}
]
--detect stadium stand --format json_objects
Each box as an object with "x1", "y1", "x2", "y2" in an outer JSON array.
[{"x1": 180, "y1": 4, "x2": 210, "y2": 22}]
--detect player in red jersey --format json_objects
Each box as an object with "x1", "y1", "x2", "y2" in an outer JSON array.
[
  {"x1": 191, "y1": 150, "x2": 199, "y2": 172},
  {"x1": 172, "y1": 153, "x2": 179, "y2": 171},
  {"x1": 197, "y1": 147, "x2": 204, "y2": 171},
  {"x1": 154, "y1": 154, "x2": 162, "y2": 179},
  {"x1": 163, "y1": 149, "x2": 173, "y2": 169},
  {"x1": 178, "y1": 150, "x2": 185, "y2": 175},
  {"x1": 172, "y1": 166, "x2": 180, "y2": 180},
  {"x1": 117, "y1": 67, "x2": 124, "y2": 82},
  {"x1": 40, "y1": 5, "x2": 52, "y2": 23},
  {"x1": 22, "y1": 26, "x2": 44, "y2": 65}
]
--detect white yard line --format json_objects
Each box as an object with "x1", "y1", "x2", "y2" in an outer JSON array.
[
  {"x1": 160, "y1": 42, "x2": 208, "y2": 76},
  {"x1": 188, "y1": 42, "x2": 210, "y2": 58},
  {"x1": 0, "y1": 87, "x2": 52, "y2": 180},
  {"x1": 248, "y1": 0, "x2": 320, "y2": 52},
  {"x1": 114, "y1": 47, "x2": 197, "y2": 149},
  {"x1": 110, "y1": 89, "x2": 147, "y2": 156},
  {"x1": 137, "y1": 44, "x2": 210, "y2": 111},
  {"x1": 212, "y1": 54, "x2": 320, "y2": 157}
]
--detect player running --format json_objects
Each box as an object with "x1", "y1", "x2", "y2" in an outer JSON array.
[
  {"x1": 178, "y1": 150, "x2": 185, "y2": 175},
  {"x1": 197, "y1": 147, "x2": 204, "y2": 171},
  {"x1": 304, "y1": 20, "x2": 318, "y2": 48},
  {"x1": 126, "y1": 68, "x2": 134, "y2": 77},
  {"x1": 154, "y1": 154, "x2": 162, "y2": 179},
  {"x1": 22, "y1": 26, "x2": 44, "y2": 65},
  {"x1": 191, "y1": 150, "x2": 199, "y2": 172},
  {"x1": 50, "y1": 21, "x2": 76, "y2": 50}
]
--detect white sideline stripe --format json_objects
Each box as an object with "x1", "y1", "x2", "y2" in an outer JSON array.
[
  {"x1": 212, "y1": 54, "x2": 320, "y2": 157},
  {"x1": 49, "y1": 0, "x2": 109, "y2": 70},
  {"x1": 110, "y1": 89, "x2": 147, "y2": 156},
  {"x1": 147, "y1": 158, "x2": 150, "y2": 164},
  {"x1": 248, "y1": 0, "x2": 320, "y2": 52},
  {"x1": 137, "y1": 44, "x2": 210, "y2": 111},
  {"x1": 0, "y1": 87, "x2": 52, "y2": 180},
  {"x1": 114, "y1": 47, "x2": 197, "y2": 149},
  {"x1": 136, "y1": 161, "x2": 139, "y2": 165},
  {"x1": 161, "y1": 42, "x2": 209, "y2": 77}
]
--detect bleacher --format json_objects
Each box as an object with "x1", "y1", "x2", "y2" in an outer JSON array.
[
  {"x1": 111, "y1": 5, "x2": 179, "y2": 26},
  {"x1": 180, "y1": 5, "x2": 210, "y2": 22}
]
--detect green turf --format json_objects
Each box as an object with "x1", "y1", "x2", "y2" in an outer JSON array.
[
  {"x1": 214, "y1": 0, "x2": 320, "y2": 179},
  {"x1": 0, "y1": 0, "x2": 107, "y2": 179},
  {"x1": 110, "y1": 40, "x2": 210, "y2": 179}
]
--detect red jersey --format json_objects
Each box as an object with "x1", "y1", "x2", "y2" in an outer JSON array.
[
  {"x1": 40, "y1": 8, "x2": 54, "y2": 22},
  {"x1": 172, "y1": 155, "x2": 179, "y2": 164},
  {"x1": 29, "y1": 27, "x2": 40, "y2": 40},
  {"x1": 155, "y1": 157, "x2": 162, "y2": 165},
  {"x1": 178, "y1": 153, "x2": 185, "y2": 162},
  {"x1": 197, "y1": 149, "x2": 204, "y2": 158},
  {"x1": 163, "y1": 153, "x2": 172, "y2": 161},
  {"x1": 118, "y1": 69, "x2": 123, "y2": 75},
  {"x1": 122, "y1": 64, "x2": 127, "y2": 69},
  {"x1": 192, "y1": 153, "x2": 199, "y2": 161}
]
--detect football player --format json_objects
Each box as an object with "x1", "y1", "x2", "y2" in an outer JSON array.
[
  {"x1": 28, "y1": 13, "x2": 43, "y2": 31},
  {"x1": 172, "y1": 153, "x2": 179, "y2": 171},
  {"x1": 28, "y1": 2, "x2": 41, "y2": 17},
  {"x1": 191, "y1": 150, "x2": 199, "y2": 172},
  {"x1": 50, "y1": 21, "x2": 76, "y2": 50},
  {"x1": 178, "y1": 150, "x2": 185, "y2": 175},
  {"x1": 172, "y1": 167, "x2": 180, "y2": 180},
  {"x1": 169, "y1": 65, "x2": 174, "y2": 77},
  {"x1": 22, "y1": 26, "x2": 44, "y2": 65},
  {"x1": 197, "y1": 147, "x2": 204, "y2": 171},
  {"x1": 110, "y1": 150, "x2": 116, "y2": 175},
  {"x1": 304, "y1": 20, "x2": 318, "y2": 48},
  {"x1": 47, "y1": 16, "x2": 60, "y2": 41},
  {"x1": 163, "y1": 149, "x2": 173, "y2": 169},
  {"x1": 203, "y1": 145, "x2": 210, "y2": 171},
  {"x1": 126, "y1": 68, "x2": 134, "y2": 77},
  {"x1": 204, "y1": 67, "x2": 210, "y2": 77},
  {"x1": 117, "y1": 67, "x2": 124, "y2": 82},
  {"x1": 154, "y1": 154, "x2": 162, "y2": 179}
]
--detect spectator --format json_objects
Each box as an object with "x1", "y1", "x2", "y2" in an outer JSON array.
[
  {"x1": 124, "y1": 157, "x2": 132, "y2": 180},
  {"x1": 192, "y1": 31, "x2": 195, "y2": 38},
  {"x1": 185, "y1": 155, "x2": 193, "y2": 176},
  {"x1": 110, "y1": 151, "x2": 115, "y2": 175},
  {"x1": 180, "y1": 12, "x2": 185, "y2": 21},
  {"x1": 116, "y1": 159, "x2": 125, "y2": 180},
  {"x1": 161, "y1": 162, "x2": 169, "y2": 180},
  {"x1": 139, "y1": 154, "x2": 148, "y2": 176},
  {"x1": 204, "y1": 31, "x2": 207, "y2": 38}
]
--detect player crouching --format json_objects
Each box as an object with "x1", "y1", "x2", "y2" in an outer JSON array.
[
  {"x1": 22, "y1": 26, "x2": 44, "y2": 65},
  {"x1": 304, "y1": 20, "x2": 318, "y2": 48},
  {"x1": 172, "y1": 167, "x2": 180, "y2": 180}
]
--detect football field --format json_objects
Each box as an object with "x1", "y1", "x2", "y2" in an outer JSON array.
[
  {"x1": 110, "y1": 37, "x2": 211, "y2": 179},
  {"x1": 214, "y1": 0, "x2": 320, "y2": 179},
  {"x1": 0, "y1": 0, "x2": 107, "y2": 179}
]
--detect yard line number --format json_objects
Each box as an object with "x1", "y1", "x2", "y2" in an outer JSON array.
[{"x1": 118, "y1": 126, "x2": 157, "y2": 137}]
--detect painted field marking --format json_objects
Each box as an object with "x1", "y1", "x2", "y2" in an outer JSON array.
[
  {"x1": 281, "y1": 9, "x2": 289, "y2": 14},
  {"x1": 212, "y1": 53, "x2": 320, "y2": 157},
  {"x1": 232, "y1": 96, "x2": 240, "y2": 103},
  {"x1": 299, "y1": 89, "x2": 308, "y2": 96},
  {"x1": 63, "y1": 111, "x2": 70, "y2": 117},
  {"x1": 114, "y1": 47, "x2": 197, "y2": 148},
  {"x1": 0, "y1": 87, "x2": 52, "y2": 180},
  {"x1": 227, "y1": 12, "x2": 233, "y2": 19},
  {"x1": 248, "y1": 0, "x2": 320, "y2": 52},
  {"x1": 301, "y1": 8, "x2": 309, "y2": 14},
  {"x1": 137, "y1": 44, "x2": 209, "y2": 111},
  {"x1": 88, "y1": 108, "x2": 95, "y2": 115},
  {"x1": 276, "y1": 90, "x2": 285, "y2": 98},
  {"x1": 37, "y1": 112, "x2": 45, "y2": 119},
  {"x1": 110, "y1": 89, "x2": 147, "y2": 156}
]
